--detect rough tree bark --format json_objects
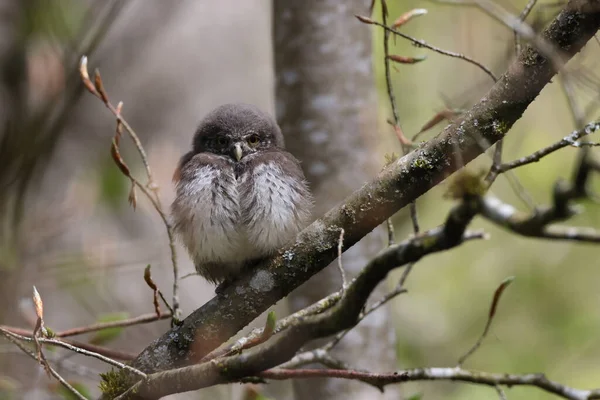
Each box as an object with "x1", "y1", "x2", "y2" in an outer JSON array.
[{"x1": 273, "y1": 1, "x2": 399, "y2": 399}]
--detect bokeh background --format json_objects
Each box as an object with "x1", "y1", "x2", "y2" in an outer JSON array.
[{"x1": 0, "y1": 1, "x2": 599, "y2": 399}]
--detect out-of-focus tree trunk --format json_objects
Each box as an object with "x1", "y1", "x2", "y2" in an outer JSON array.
[{"x1": 274, "y1": 1, "x2": 399, "y2": 399}]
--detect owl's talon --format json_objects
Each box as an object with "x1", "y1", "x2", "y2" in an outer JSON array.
[{"x1": 215, "y1": 279, "x2": 233, "y2": 295}]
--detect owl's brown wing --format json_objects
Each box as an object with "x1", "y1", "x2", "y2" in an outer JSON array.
[
  {"x1": 172, "y1": 151, "x2": 194, "y2": 183},
  {"x1": 240, "y1": 149, "x2": 313, "y2": 254}
]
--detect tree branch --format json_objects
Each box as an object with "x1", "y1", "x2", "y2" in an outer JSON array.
[{"x1": 259, "y1": 367, "x2": 600, "y2": 400}]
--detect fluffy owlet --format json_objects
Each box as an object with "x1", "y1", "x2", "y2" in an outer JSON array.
[{"x1": 171, "y1": 103, "x2": 312, "y2": 289}]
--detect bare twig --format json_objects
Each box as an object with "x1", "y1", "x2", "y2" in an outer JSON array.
[
  {"x1": 63, "y1": 312, "x2": 170, "y2": 337},
  {"x1": 0, "y1": 329, "x2": 88, "y2": 400},
  {"x1": 380, "y1": 3, "x2": 420, "y2": 238},
  {"x1": 514, "y1": 0, "x2": 539, "y2": 54},
  {"x1": 386, "y1": 219, "x2": 395, "y2": 245},
  {"x1": 0, "y1": 327, "x2": 146, "y2": 378},
  {"x1": 80, "y1": 57, "x2": 181, "y2": 320},
  {"x1": 324, "y1": 284, "x2": 408, "y2": 351},
  {"x1": 475, "y1": 0, "x2": 565, "y2": 71},
  {"x1": 457, "y1": 276, "x2": 514, "y2": 366},
  {"x1": 200, "y1": 291, "x2": 343, "y2": 363},
  {"x1": 493, "y1": 122, "x2": 600, "y2": 175},
  {"x1": 480, "y1": 196, "x2": 600, "y2": 243},
  {"x1": 337, "y1": 228, "x2": 347, "y2": 292},
  {"x1": 276, "y1": 348, "x2": 350, "y2": 370},
  {"x1": 357, "y1": 16, "x2": 498, "y2": 83},
  {"x1": 397, "y1": 262, "x2": 415, "y2": 287},
  {"x1": 495, "y1": 385, "x2": 508, "y2": 400},
  {"x1": 259, "y1": 367, "x2": 600, "y2": 399},
  {"x1": 202, "y1": 312, "x2": 278, "y2": 365},
  {"x1": 413, "y1": 108, "x2": 463, "y2": 140},
  {"x1": 0, "y1": 326, "x2": 136, "y2": 361},
  {"x1": 2, "y1": 312, "x2": 170, "y2": 340}
]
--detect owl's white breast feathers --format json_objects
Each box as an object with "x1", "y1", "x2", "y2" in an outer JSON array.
[
  {"x1": 173, "y1": 165, "x2": 247, "y2": 267},
  {"x1": 171, "y1": 160, "x2": 311, "y2": 282},
  {"x1": 243, "y1": 162, "x2": 311, "y2": 253}
]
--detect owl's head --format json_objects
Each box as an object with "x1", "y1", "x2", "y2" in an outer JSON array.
[{"x1": 192, "y1": 103, "x2": 284, "y2": 162}]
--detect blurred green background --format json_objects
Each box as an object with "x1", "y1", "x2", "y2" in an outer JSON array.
[{"x1": 377, "y1": 1, "x2": 600, "y2": 399}]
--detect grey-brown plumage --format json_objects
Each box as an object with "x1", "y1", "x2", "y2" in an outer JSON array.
[{"x1": 171, "y1": 103, "x2": 312, "y2": 286}]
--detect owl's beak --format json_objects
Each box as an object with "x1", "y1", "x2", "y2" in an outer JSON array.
[{"x1": 233, "y1": 142, "x2": 243, "y2": 161}]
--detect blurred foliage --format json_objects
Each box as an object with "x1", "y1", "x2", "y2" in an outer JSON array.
[
  {"x1": 375, "y1": 1, "x2": 600, "y2": 399},
  {"x1": 18, "y1": 0, "x2": 85, "y2": 40},
  {"x1": 0, "y1": 375, "x2": 19, "y2": 399},
  {"x1": 0, "y1": 0, "x2": 124, "y2": 250},
  {"x1": 89, "y1": 312, "x2": 129, "y2": 345},
  {"x1": 55, "y1": 381, "x2": 92, "y2": 400},
  {"x1": 98, "y1": 155, "x2": 129, "y2": 211}
]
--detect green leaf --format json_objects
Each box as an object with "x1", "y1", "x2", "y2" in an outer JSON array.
[{"x1": 89, "y1": 312, "x2": 129, "y2": 345}]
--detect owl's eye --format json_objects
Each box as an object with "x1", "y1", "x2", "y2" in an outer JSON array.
[
  {"x1": 247, "y1": 134, "x2": 260, "y2": 147},
  {"x1": 216, "y1": 136, "x2": 228, "y2": 146}
]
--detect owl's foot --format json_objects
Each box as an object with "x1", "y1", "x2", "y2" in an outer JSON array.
[
  {"x1": 215, "y1": 278, "x2": 233, "y2": 295},
  {"x1": 214, "y1": 259, "x2": 265, "y2": 294}
]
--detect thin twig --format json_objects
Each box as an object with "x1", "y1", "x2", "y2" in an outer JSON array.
[
  {"x1": 200, "y1": 291, "x2": 343, "y2": 363},
  {"x1": 397, "y1": 262, "x2": 414, "y2": 287},
  {"x1": 495, "y1": 122, "x2": 600, "y2": 174},
  {"x1": 259, "y1": 367, "x2": 600, "y2": 399},
  {"x1": 337, "y1": 228, "x2": 347, "y2": 291},
  {"x1": 276, "y1": 348, "x2": 350, "y2": 370},
  {"x1": 80, "y1": 57, "x2": 181, "y2": 320},
  {"x1": 358, "y1": 16, "x2": 497, "y2": 83},
  {"x1": 457, "y1": 276, "x2": 514, "y2": 366},
  {"x1": 0, "y1": 329, "x2": 88, "y2": 400},
  {"x1": 324, "y1": 284, "x2": 408, "y2": 351},
  {"x1": 386, "y1": 219, "x2": 395, "y2": 245},
  {"x1": 0, "y1": 326, "x2": 136, "y2": 360},
  {"x1": 57, "y1": 312, "x2": 171, "y2": 338},
  {"x1": 1, "y1": 313, "x2": 170, "y2": 339},
  {"x1": 514, "y1": 0, "x2": 539, "y2": 55},
  {"x1": 495, "y1": 384, "x2": 508, "y2": 400},
  {"x1": 380, "y1": 2, "x2": 420, "y2": 236},
  {"x1": 1, "y1": 328, "x2": 146, "y2": 378},
  {"x1": 474, "y1": 0, "x2": 564, "y2": 70}
]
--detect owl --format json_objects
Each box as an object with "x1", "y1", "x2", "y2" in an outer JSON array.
[{"x1": 171, "y1": 103, "x2": 312, "y2": 290}]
